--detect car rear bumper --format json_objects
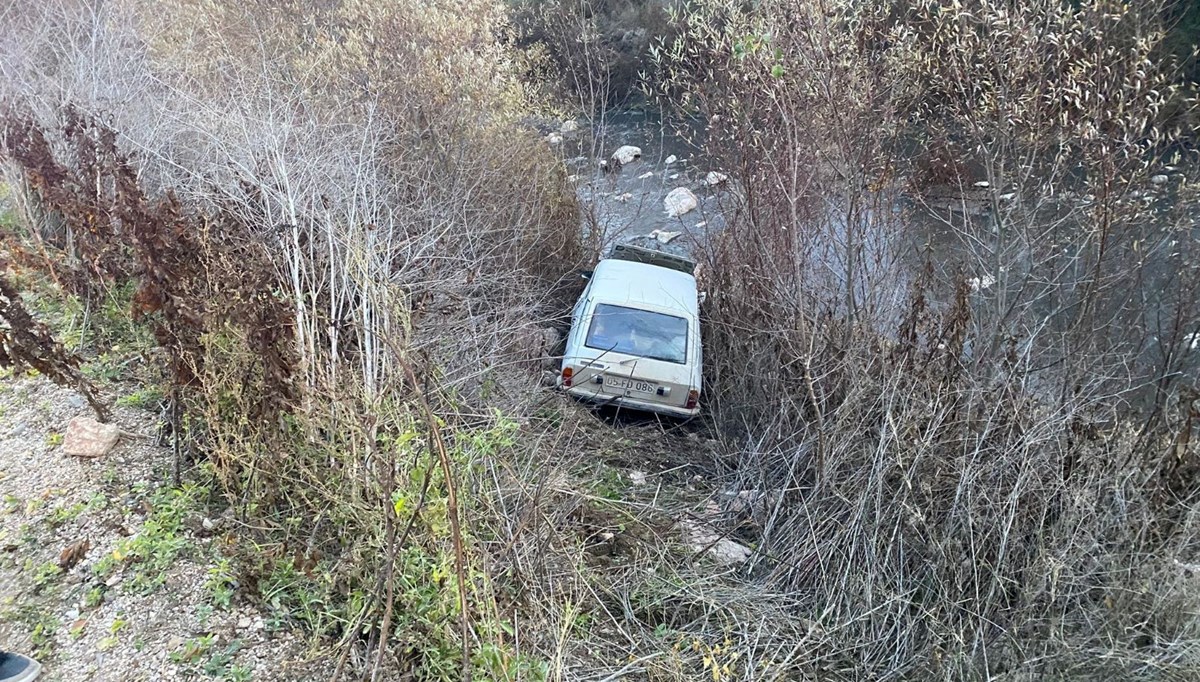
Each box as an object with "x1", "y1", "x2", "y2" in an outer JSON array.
[{"x1": 563, "y1": 384, "x2": 699, "y2": 418}]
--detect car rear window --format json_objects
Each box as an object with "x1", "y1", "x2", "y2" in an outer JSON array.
[{"x1": 585, "y1": 304, "x2": 688, "y2": 364}]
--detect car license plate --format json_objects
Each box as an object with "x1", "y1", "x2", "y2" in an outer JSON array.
[{"x1": 607, "y1": 376, "x2": 656, "y2": 394}]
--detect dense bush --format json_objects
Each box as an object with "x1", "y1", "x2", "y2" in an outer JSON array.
[
  {"x1": 654, "y1": 0, "x2": 1200, "y2": 677},
  {"x1": 508, "y1": 0, "x2": 677, "y2": 113},
  {"x1": 1, "y1": 1, "x2": 582, "y2": 678}
]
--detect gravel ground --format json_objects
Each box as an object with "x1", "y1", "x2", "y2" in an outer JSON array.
[{"x1": 0, "y1": 374, "x2": 337, "y2": 681}]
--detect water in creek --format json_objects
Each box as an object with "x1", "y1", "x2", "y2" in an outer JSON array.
[
  {"x1": 551, "y1": 109, "x2": 725, "y2": 259},
  {"x1": 554, "y1": 108, "x2": 909, "y2": 325},
  {"x1": 548, "y1": 109, "x2": 1200, "y2": 404}
]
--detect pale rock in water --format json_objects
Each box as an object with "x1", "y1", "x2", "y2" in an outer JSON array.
[
  {"x1": 664, "y1": 187, "x2": 699, "y2": 217},
  {"x1": 560, "y1": 120, "x2": 579, "y2": 134},
  {"x1": 63, "y1": 417, "x2": 120, "y2": 458},
  {"x1": 705, "y1": 171, "x2": 729, "y2": 186},
  {"x1": 664, "y1": 154, "x2": 678, "y2": 165},
  {"x1": 648, "y1": 229, "x2": 682, "y2": 244},
  {"x1": 968, "y1": 274, "x2": 996, "y2": 292},
  {"x1": 611, "y1": 145, "x2": 642, "y2": 165}
]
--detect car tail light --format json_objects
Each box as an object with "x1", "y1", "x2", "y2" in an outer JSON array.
[
  {"x1": 562, "y1": 367, "x2": 574, "y2": 387},
  {"x1": 686, "y1": 389, "x2": 699, "y2": 409}
]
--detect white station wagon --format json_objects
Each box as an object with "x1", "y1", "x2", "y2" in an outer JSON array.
[{"x1": 560, "y1": 243, "x2": 703, "y2": 418}]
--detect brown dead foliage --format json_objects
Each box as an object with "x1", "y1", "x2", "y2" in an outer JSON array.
[
  {"x1": 0, "y1": 261, "x2": 109, "y2": 420},
  {"x1": 2, "y1": 109, "x2": 296, "y2": 420}
]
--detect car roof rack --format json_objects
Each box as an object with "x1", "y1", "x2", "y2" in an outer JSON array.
[{"x1": 606, "y1": 243, "x2": 696, "y2": 276}]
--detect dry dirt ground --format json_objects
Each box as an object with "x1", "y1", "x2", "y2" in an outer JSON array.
[{"x1": 0, "y1": 373, "x2": 337, "y2": 681}]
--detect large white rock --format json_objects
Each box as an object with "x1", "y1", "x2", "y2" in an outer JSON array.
[
  {"x1": 611, "y1": 145, "x2": 642, "y2": 165},
  {"x1": 664, "y1": 187, "x2": 699, "y2": 217},
  {"x1": 63, "y1": 417, "x2": 120, "y2": 458}
]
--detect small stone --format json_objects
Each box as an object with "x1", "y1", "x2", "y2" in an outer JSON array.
[
  {"x1": 664, "y1": 154, "x2": 678, "y2": 165},
  {"x1": 973, "y1": 180, "x2": 990, "y2": 188},
  {"x1": 63, "y1": 417, "x2": 120, "y2": 458},
  {"x1": 237, "y1": 616, "x2": 252, "y2": 629},
  {"x1": 67, "y1": 395, "x2": 87, "y2": 410},
  {"x1": 704, "y1": 171, "x2": 729, "y2": 186},
  {"x1": 201, "y1": 518, "x2": 215, "y2": 531},
  {"x1": 637, "y1": 171, "x2": 654, "y2": 179},
  {"x1": 560, "y1": 120, "x2": 579, "y2": 134},
  {"x1": 105, "y1": 574, "x2": 122, "y2": 587},
  {"x1": 614, "y1": 192, "x2": 633, "y2": 203},
  {"x1": 629, "y1": 470, "x2": 648, "y2": 486},
  {"x1": 678, "y1": 519, "x2": 753, "y2": 565},
  {"x1": 545, "y1": 132, "x2": 563, "y2": 145},
  {"x1": 648, "y1": 229, "x2": 682, "y2": 245},
  {"x1": 968, "y1": 274, "x2": 996, "y2": 292},
  {"x1": 1151, "y1": 174, "x2": 1169, "y2": 185}
]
